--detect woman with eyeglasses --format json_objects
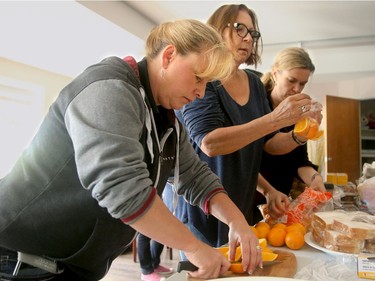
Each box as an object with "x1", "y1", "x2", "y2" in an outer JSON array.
[{"x1": 164, "y1": 4, "x2": 314, "y2": 255}]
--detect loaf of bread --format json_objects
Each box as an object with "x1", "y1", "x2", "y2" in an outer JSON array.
[
  {"x1": 323, "y1": 229, "x2": 365, "y2": 254},
  {"x1": 310, "y1": 210, "x2": 375, "y2": 254},
  {"x1": 311, "y1": 210, "x2": 348, "y2": 232},
  {"x1": 332, "y1": 218, "x2": 375, "y2": 239}
]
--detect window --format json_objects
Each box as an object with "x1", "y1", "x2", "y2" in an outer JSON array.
[{"x1": 0, "y1": 76, "x2": 44, "y2": 178}]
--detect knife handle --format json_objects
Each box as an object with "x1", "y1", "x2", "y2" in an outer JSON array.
[{"x1": 177, "y1": 261, "x2": 199, "y2": 272}]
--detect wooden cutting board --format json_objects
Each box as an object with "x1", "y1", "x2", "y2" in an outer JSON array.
[
  {"x1": 251, "y1": 249, "x2": 296, "y2": 277},
  {"x1": 189, "y1": 249, "x2": 296, "y2": 280}
]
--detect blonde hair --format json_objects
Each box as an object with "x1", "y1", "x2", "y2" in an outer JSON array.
[
  {"x1": 262, "y1": 47, "x2": 315, "y2": 93},
  {"x1": 145, "y1": 19, "x2": 234, "y2": 83}
]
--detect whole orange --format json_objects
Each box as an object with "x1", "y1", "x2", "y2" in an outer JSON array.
[
  {"x1": 268, "y1": 227, "x2": 286, "y2": 247},
  {"x1": 285, "y1": 224, "x2": 303, "y2": 234},
  {"x1": 272, "y1": 223, "x2": 287, "y2": 230},
  {"x1": 256, "y1": 221, "x2": 271, "y2": 230},
  {"x1": 255, "y1": 225, "x2": 270, "y2": 239},
  {"x1": 250, "y1": 226, "x2": 259, "y2": 238},
  {"x1": 285, "y1": 230, "x2": 305, "y2": 250},
  {"x1": 291, "y1": 222, "x2": 306, "y2": 235}
]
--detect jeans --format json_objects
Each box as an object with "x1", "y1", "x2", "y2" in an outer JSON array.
[{"x1": 137, "y1": 234, "x2": 164, "y2": 275}]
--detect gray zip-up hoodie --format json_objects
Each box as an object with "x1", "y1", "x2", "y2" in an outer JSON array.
[{"x1": 0, "y1": 57, "x2": 225, "y2": 280}]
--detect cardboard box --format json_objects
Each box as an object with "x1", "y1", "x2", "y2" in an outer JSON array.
[
  {"x1": 358, "y1": 254, "x2": 375, "y2": 279},
  {"x1": 337, "y1": 173, "x2": 348, "y2": 185},
  {"x1": 326, "y1": 172, "x2": 348, "y2": 185},
  {"x1": 326, "y1": 173, "x2": 337, "y2": 184}
]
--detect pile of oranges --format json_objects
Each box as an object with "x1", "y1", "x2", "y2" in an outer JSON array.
[{"x1": 251, "y1": 221, "x2": 306, "y2": 250}]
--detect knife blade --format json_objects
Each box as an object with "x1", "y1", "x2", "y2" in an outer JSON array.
[
  {"x1": 164, "y1": 270, "x2": 190, "y2": 281},
  {"x1": 177, "y1": 259, "x2": 282, "y2": 272}
]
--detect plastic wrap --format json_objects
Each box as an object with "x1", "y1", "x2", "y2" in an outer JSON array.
[
  {"x1": 311, "y1": 210, "x2": 375, "y2": 254},
  {"x1": 358, "y1": 177, "x2": 375, "y2": 213},
  {"x1": 295, "y1": 255, "x2": 358, "y2": 281}
]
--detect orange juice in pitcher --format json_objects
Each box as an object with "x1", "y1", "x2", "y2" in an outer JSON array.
[
  {"x1": 294, "y1": 117, "x2": 324, "y2": 140},
  {"x1": 294, "y1": 100, "x2": 324, "y2": 141}
]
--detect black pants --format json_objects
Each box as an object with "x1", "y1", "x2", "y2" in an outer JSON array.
[
  {"x1": 137, "y1": 234, "x2": 164, "y2": 275},
  {"x1": 0, "y1": 247, "x2": 87, "y2": 281}
]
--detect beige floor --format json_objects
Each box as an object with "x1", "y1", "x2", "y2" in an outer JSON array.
[{"x1": 100, "y1": 247, "x2": 180, "y2": 281}]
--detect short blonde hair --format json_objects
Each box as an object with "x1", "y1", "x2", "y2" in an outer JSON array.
[{"x1": 145, "y1": 19, "x2": 234, "y2": 83}]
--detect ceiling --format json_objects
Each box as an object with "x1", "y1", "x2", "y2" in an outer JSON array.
[{"x1": 1, "y1": 1, "x2": 375, "y2": 84}]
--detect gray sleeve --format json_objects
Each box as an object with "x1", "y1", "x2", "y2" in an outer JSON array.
[{"x1": 65, "y1": 79, "x2": 154, "y2": 219}]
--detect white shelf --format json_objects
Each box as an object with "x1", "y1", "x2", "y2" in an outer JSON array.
[{"x1": 362, "y1": 150, "x2": 375, "y2": 157}]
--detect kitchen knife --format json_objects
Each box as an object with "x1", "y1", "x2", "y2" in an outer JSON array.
[
  {"x1": 177, "y1": 259, "x2": 282, "y2": 272},
  {"x1": 164, "y1": 270, "x2": 190, "y2": 281},
  {"x1": 165, "y1": 259, "x2": 283, "y2": 280},
  {"x1": 163, "y1": 261, "x2": 197, "y2": 281}
]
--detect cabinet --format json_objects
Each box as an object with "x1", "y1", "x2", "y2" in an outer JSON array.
[{"x1": 360, "y1": 99, "x2": 375, "y2": 168}]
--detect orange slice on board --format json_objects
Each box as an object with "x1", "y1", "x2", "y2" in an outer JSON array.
[{"x1": 262, "y1": 251, "x2": 278, "y2": 261}]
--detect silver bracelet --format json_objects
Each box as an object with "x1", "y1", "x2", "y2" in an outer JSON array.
[
  {"x1": 310, "y1": 172, "x2": 322, "y2": 185},
  {"x1": 291, "y1": 131, "x2": 307, "y2": 146}
]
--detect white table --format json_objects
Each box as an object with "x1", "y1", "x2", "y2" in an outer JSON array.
[{"x1": 278, "y1": 241, "x2": 362, "y2": 280}]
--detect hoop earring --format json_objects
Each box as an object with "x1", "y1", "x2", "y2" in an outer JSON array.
[{"x1": 161, "y1": 69, "x2": 165, "y2": 78}]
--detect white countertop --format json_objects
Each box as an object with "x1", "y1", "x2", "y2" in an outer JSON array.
[{"x1": 278, "y1": 240, "x2": 361, "y2": 280}]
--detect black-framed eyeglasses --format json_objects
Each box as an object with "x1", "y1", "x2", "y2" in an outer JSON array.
[{"x1": 227, "y1": 23, "x2": 261, "y2": 40}]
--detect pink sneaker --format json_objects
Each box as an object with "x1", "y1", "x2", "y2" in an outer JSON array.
[
  {"x1": 154, "y1": 265, "x2": 174, "y2": 275},
  {"x1": 141, "y1": 272, "x2": 165, "y2": 281}
]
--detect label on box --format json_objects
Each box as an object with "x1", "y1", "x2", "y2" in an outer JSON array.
[{"x1": 358, "y1": 254, "x2": 375, "y2": 279}]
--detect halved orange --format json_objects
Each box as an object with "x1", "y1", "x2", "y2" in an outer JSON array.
[
  {"x1": 262, "y1": 251, "x2": 278, "y2": 261},
  {"x1": 215, "y1": 246, "x2": 241, "y2": 262},
  {"x1": 262, "y1": 247, "x2": 273, "y2": 253},
  {"x1": 259, "y1": 238, "x2": 267, "y2": 249},
  {"x1": 294, "y1": 118, "x2": 310, "y2": 137},
  {"x1": 229, "y1": 252, "x2": 279, "y2": 273},
  {"x1": 310, "y1": 130, "x2": 324, "y2": 141},
  {"x1": 295, "y1": 117, "x2": 320, "y2": 139},
  {"x1": 230, "y1": 262, "x2": 246, "y2": 274},
  {"x1": 215, "y1": 246, "x2": 229, "y2": 259}
]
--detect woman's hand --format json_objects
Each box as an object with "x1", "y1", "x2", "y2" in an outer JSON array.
[
  {"x1": 184, "y1": 242, "x2": 231, "y2": 279},
  {"x1": 265, "y1": 189, "x2": 290, "y2": 218},
  {"x1": 309, "y1": 100, "x2": 323, "y2": 125},
  {"x1": 227, "y1": 219, "x2": 262, "y2": 274},
  {"x1": 271, "y1": 93, "x2": 312, "y2": 128},
  {"x1": 207, "y1": 192, "x2": 262, "y2": 275}
]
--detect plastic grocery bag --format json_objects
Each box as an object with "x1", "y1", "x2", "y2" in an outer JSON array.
[
  {"x1": 358, "y1": 177, "x2": 375, "y2": 213},
  {"x1": 286, "y1": 187, "x2": 332, "y2": 226}
]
